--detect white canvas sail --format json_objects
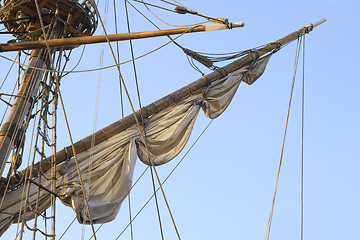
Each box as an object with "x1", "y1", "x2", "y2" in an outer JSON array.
[{"x1": 0, "y1": 55, "x2": 271, "y2": 235}]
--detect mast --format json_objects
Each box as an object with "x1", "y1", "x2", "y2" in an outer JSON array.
[
  {"x1": 0, "y1": 49, "x2": 46, "y2": 175},
  {"x1": 0, "y1": 0, "x2": 98, "y2": 177},
  {"x1": 0, "y1": 18, "x2": 326, "y2": 191}
]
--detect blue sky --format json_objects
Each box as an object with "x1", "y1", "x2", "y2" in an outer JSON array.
[{"x1": 0, "y1": 0, "x2": 359, "y2": 239}]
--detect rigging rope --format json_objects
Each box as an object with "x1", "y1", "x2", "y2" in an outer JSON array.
[
  {"x1": 0, "y1": 55, "x2": 21, "y2": 126},
  {"x1": 127, "y1": 0, "x2": 213, "y2": 72},
  {"x1": 56, "y1": 79, "x2": 98, "y2": 240},
  {"x1": 89, "y1": 3, "x2": 184, "y2": 238},
  {"x1": 29, "y1": 2, "x2": 98, "y2": 237},
  {"x1": 300, "y1": 35, "x2": 306, "y2": 240},
  {"x1": 17, "y1": 71, "x2": 49, "y2": 239},
  {"x1": 113, "y1": 0, "x2": 124, "y2": 119},
  {"x1": 0, "y1": 52, "x2": 19, "y2": 90},
  {"x1": 133, "y1": 0, "x2": 210, "y2": 28},
  {"x1": 125, "y1": 0, "x2": 168, "y2": 238},
  {"x1": 125, "y1": 0, "x2": 142, "y2": 109},
  {"x1": 264, "y1": 36, "x2": 303, "y2": 240}
]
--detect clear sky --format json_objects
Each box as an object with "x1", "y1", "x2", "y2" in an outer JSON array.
[{"x1": 0, "y1": 0, "x2": 359, "y2": 239}]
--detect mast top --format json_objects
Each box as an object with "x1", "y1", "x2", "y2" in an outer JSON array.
[{"x1": 0, "y1": 0, "x2": 98, "y2": 41}]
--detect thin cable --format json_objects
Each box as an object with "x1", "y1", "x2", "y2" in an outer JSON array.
[
  {"x1": 136, "y1": 0, "x2": 209, "y2": 28},
  {"x1": 169, "y1": 0, "x2": 194, "y2": 11},
  {"x1": 149, "y1": 165, "x2": 165, "y2": 240},
  {"x1": 159, "y1": 0, "x2": 179, "y2": 7},
  {"x1": 0, "y1": 52, "x2": 19, "y2": 90},
  {"x1": 127, "y1": 0, "x2": 194, "y2": 51},
  {"x1": 127, "y1": 195, "x2": 134, "y2": 240},
  {"x1": 60, "y1": 45, "x2": 86, "y2": 78},
  {"x1": 113, "y1": 0, "x2": 124, "y2": 118},
  {"x1": 124, "y1": 0, "x2": 142, "y2": 108},
  {"x1": 265, "y1": 37, "x2": 302, "y2": 240},
  {"x1": 300, "y1": 35, "x2": 305, "y2": 240},
  {"x1": 58, "y1": 218, "x2": 77, "y2": 240},
  {"x1": 0, "y1": 58, "x2": 21, "y2": 126},
  {"x1": 133, "y1": 0, "x2": 177, "y2": 13}
]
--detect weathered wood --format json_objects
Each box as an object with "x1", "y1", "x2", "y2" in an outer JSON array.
[{"x1": 1, "y1": 19, "x2": 326, "y2": 192}]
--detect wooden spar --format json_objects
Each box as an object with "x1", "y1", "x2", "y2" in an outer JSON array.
[
  {"x1": 1, "y1": 18, "x2": 326, "y2": 191},
  {"x1": 0, "y1": 22, "x2": 245, "y2": 52}
]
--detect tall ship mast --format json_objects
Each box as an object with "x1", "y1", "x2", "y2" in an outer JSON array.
[{"x1": 0, "y1": 0, "x2": 326, "y2": 239}]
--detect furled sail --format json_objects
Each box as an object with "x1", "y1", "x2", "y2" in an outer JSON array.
[{"x1": 0, "y1": 55, "x2": 271, "y2": 235}]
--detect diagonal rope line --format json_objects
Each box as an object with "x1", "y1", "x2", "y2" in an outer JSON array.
[
  {"x1": 264, "y1": 36, "x2": 303, "y2": 240},
  {"x1": 55, "y1": 77, "x2": 98, "y2": 240},
  {"x1": 126, "y1": 0, "x2": 187, "y2": 50},
  {"x1": 114, "y1": 120, "x2": 213, "y2": 240}
]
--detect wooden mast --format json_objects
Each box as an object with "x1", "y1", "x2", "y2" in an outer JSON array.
[
  {"x1": 0, "y1": 18, "x2": 326, "y2": 191},
  {"x1": 0, "y1": 0, "x2": 98, "y2": 177},
  {"x1": 0, "y1": 49, "x2": 46, "y2": 175}
]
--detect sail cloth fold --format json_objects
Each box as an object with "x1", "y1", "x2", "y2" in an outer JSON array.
[{"x1": 0, "y1": 55, "x2": 271, "y2": 234}]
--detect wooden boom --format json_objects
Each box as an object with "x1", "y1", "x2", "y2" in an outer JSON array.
[
  {"x1": 0, "y1": 22, "x2": 245, "y2": 52},
  {"x1": 0, "y1": 18, "x2": 326, "y2": 192}
]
